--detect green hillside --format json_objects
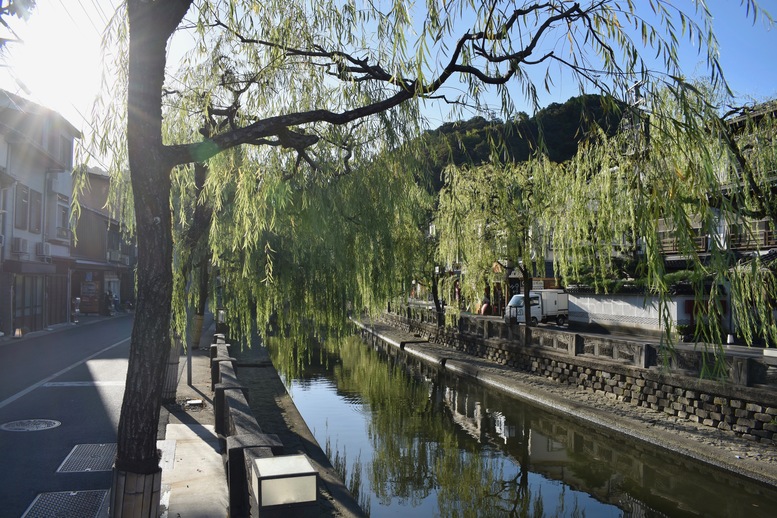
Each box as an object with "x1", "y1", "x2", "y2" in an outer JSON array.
[{"x1": 419, "y1": 94, "x2": 624, "y2": 191}]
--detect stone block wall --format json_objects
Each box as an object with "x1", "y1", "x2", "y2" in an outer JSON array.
[{"x1": 381, "y1": 310, "x2": 777, "y2": 445}]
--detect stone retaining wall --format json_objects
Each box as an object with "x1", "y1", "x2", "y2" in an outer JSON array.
[{"x1": 381, "y1": 310, "x2": 777, "y2": 445}]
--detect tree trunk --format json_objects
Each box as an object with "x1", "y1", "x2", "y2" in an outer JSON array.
[
  {"x1": 190, "y1": 264, "x2": 209, "y2": 349},
  {"x1": 161, "y1": 337, "x2": 182, "y2": 403},
  {"x1": 519, "y1": 266, "x2": 533, "y2": 350},
  {"x1": 521, "y1": 265, "x2": 532, "y2": 326},
  {"x1": 185, "y1": 160, "x2": 212, "y2": 350},
  {"x1": 112, "y1": 2, "x2": 191, "y2": 516},
  {"x1": 431, "y1": 273, "x2": 444, "y2": 328}
]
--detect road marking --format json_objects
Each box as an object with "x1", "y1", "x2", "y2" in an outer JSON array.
[
  {"x1": 0, "y1": 338, "x2": 129, "y2": 410},
  {"x1": 43, "y1": 381, "x2": 125, "y2": 388}
]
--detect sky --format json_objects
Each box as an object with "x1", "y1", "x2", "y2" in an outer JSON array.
[
  {"x1": 1, "y1": 0, "x2": 777, "y2": 153},
  {"x1": 0, "y1": 0, "x2": 119, "y2": 133}
]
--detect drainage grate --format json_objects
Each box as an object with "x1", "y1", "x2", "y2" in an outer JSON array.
[
  {"x1": 58, "y1": 443, "x2": 117, "y2": 473},
  {"x1": 0, "y1": 419, "x2": 61, "y2": 432},
  {"x1": 22, "y1": 490, "x2": 108, "y2": 518}
]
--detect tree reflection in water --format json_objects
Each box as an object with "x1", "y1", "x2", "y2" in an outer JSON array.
[
  {"x1": 266, "y1": 334, "x2": 616, "y2": 517},
  {"x1": 262, "y1": 333, "x2": 777, "y2": 517}
]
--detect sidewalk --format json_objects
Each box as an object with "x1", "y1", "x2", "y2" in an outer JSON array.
[
  {"x1": 0, "y1": 312, "x2": 123, "y2": 345},
  {"x1": 158, "y1": 317, "x2": 365, "y2": 518},
  {"x1": 158, "y1": 315, "x2": 229, "y2": 518}
]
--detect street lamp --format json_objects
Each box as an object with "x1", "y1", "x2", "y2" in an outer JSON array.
[
  {"x1": 251, "y1": 454, "x2": 318, "y2": 516},
  {"x1": 216, "y1": 308, "x2": 228, "y2": 336}
]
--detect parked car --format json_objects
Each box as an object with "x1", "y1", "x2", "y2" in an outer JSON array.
[{"x1": 504, "y1": 289, "x2": 568, "y2": 326}]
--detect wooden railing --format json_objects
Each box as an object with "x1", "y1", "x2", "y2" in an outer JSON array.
[
  {"x1": 729, "y1": 228, "x2": 777, "y2": 250},
  {"x1": 659, "y1": 235, "x2": 708, "y2": 254}
]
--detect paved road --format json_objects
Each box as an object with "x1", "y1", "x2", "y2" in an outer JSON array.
[{"x1": 0, "y1": 315, "x2": 133, "y2": 518}]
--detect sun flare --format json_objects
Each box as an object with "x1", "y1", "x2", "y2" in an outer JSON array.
[{"x1": 4, "y1": 1, "x2": 114, "y2": 129}]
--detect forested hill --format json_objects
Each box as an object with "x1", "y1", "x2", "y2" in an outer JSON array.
[{"x1": 418, "y1": 94, "x2": 624, "y2": 191}]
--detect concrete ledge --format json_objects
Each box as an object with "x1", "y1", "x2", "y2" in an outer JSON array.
[
  {"x1": 227, "y1": 435, "x2": 283, "y2": 516},
  {"x1": 210, "y1": 342, "x2": 232, "y2": 360},
  {"x1": 211, "y1": 356, "x2": 237, "y2": 390},
  {"x1": 214, "y1": 379, "x2": 249, "y2": 437},
  {"x1": 444, "y1": 358, "x2": 482, "y2": 380},
  {"x1": 402, "y1": 343, "x2": 446, "y2": 366}
]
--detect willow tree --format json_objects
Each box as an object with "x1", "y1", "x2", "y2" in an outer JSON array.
[
  {"x1": 88, "y1": 0, "x2": 770, "y2": 515},
  {"x1": 205, "y1": 142, "x2": 431, "y2": 341},
  {"x1": 534, "y1": 85, "x2": 777, "y2": 374},
  {"x1": 435, "y1": 160, "x2": 551, "y2": 324},
  {"x1": 0, "y1": 0, "x2": 34, "y2": 50}
]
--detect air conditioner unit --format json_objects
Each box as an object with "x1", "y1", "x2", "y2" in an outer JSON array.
[
  {"x1": 108, "y1": 249, "x2": 121, "y2": 262},
  {"x1": 36, "y1": 242, "x2": 51, "y2": 257},
  {"x1": 11, "y1": 237, "x2": 28, "y2": 254},
  {"x1": 121, "y1": 254, "x2": 130, "y2": 266}
]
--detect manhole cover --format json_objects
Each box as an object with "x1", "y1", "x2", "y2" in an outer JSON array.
[
  {"x1": 22, "y1": 490, "x2": 108, "y2": 518},
  {"x1": 58, "y1": 443, "x2": 117, "y2": 472},
  {"x1": 0, "y1": 419, "x2": 61, "y2": 432}
]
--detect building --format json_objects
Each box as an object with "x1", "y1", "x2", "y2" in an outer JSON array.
[
  {"x1": 70, "y1": 168, "x2": 136, "y2": 316},
  {"x1": 570, "y1": 101, "x2": 777, "y2": 339},
  {"x1": 0, "y1": 90, "x2": 80, "y2": 336}
]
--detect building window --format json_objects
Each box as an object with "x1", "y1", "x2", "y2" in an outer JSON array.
[
  {"x1": 57, "y1": 203, "x2": 70, "y2": 239},
  {"x1": 14, "y1": 184, "x2": 29, "y2": 230},
  {"x1": 29, "y1": 189, "x2": 42, "y2": 234},
  {"x1": 107, "y1": 226, "x2": 121, "y2": 252},
  {"x1": 60, "y1": 136, "x2": 72, "y2": 168},
  {"x1": 47, "y1": 126, "x2": 58, "y2": 158}
]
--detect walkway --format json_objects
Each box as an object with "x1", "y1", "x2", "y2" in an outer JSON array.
[{"x1": 158, "y1": 315, "x2": 228, "y2": 517}]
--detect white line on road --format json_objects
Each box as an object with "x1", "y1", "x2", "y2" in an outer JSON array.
[
  {"x1": 0, "y1": 338, "x2": 129, "y2": 410},
  {"x1": 44, "y1": 381, "x2": 125, "y2": 387}
]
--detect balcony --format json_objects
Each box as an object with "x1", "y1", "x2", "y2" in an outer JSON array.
[
  {"x1": 659, "y1": 234, "x2": 708, "y2": 254},
  {"x1": 729, "y1": 228, "x2": 777, "y2": 250}
]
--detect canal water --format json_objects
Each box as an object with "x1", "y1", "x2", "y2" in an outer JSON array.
[{"x1": 238, "y1": 334, "x2": 777, "y2": 517}]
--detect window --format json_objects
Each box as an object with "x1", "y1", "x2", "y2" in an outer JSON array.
[
  {"x1": 14, "y1": 184, "x2": 29, "y2": 230},
  {"x1": 29, "y1": 190, "x2": 42, "y2": 234},
  {"x1": 57, "y1": 204, "x2": 70, "y2": 239},
  {"x1": 60, "y1": 136, "x2": 72, "y2": 168},
  {"x1": 47, "y1": 126, "x2": 58, "y2": 158},
  {"x1": 107, "y1": 226, "x2": 121, "y2": 251}
]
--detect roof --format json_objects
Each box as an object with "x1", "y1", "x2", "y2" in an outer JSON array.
[
  {"x1": 0, "y1": 88, "x2": 81, "y2": 138},
  {"x1": 725, "y1": 100, "x2": 777, "y2": 131}
]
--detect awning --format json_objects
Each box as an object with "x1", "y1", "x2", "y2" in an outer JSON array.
[
  {"x1": 72, "y1": 259, "x2": 126, "y2": 272},
  {"x1": 2, "y1": 259, "x2": 56, "y2": 275}
]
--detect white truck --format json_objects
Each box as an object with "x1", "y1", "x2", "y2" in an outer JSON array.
[{"x1": 504, "y1": 289, "x2": 568, "y2": 326}]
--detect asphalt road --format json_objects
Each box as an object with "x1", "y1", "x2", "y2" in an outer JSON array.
[{"x1": 0, "y1": 315, "x2": 133, "y2": 518}]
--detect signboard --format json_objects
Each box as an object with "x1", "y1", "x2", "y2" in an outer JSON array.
[{"x1": 80, "y1": 281, "x2": 100, "y2": 314}]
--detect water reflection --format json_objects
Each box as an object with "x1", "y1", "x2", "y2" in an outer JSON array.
[{"x1": 249, "y1": 334, "x2": 777, "y2": 517}]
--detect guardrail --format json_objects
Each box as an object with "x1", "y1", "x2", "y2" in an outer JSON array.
[
  {"x1": 209, "y1": 334, "x2": 285, "y2": 517},
  {"x1": 387, "y1": 309, "x2": 774, "y2": 386}
]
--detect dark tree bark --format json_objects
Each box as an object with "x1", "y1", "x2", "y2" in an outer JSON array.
[
  {"x1": 520, "y1": 264, "x2": 532, "y2": 326},
  {"x1": 113, "y1": 0, "x2": 192, "y2": 488},
  {"x1": 184, "y1": 161, "x2": 213, "y2": 348},
  {"x1": 431, "y1": 272, "x2": 444, "y2": 328}
]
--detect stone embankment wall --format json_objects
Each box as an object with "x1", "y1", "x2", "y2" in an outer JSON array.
[{"x1": 382, "y1": 307, "x2": 777, "y2": 445}]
